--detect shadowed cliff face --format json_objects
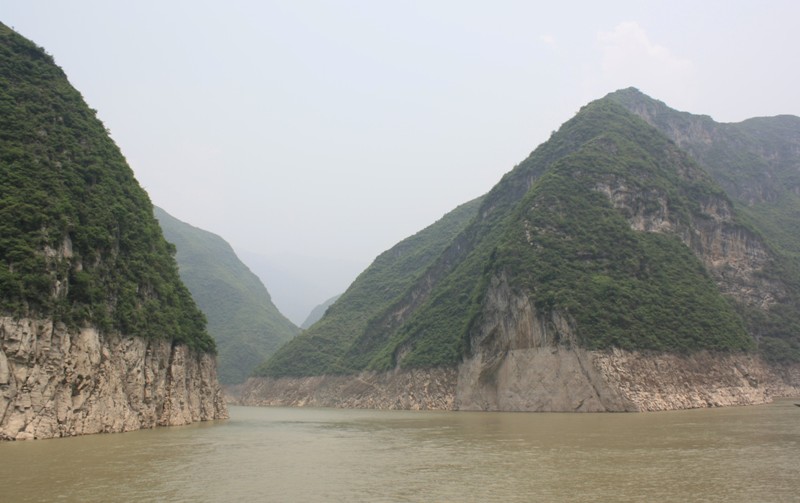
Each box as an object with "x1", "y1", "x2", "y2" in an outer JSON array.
[{"x1": 0, "y1": 317, "x2": 227, "y2": 440}]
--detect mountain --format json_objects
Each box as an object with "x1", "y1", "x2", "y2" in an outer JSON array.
[
  {"x1": 301, "y1": 294, "x2": 341, "y2": 329},
  {"x1": 243, "y1": 91, "x2": 800, "y2": 412},
  {"x1": 608, "y1": 88, "x2": 800, "y2": 361},
  {"x1": 154, "y1": 207, "x2": 299, "y2": 384},
  {"x1": 0, "y1": 23, "x2": 226, "y2": 439}
]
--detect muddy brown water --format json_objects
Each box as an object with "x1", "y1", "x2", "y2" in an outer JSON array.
[{"x1": 2, "y1": 401, "x2": 799, "y2": 502}]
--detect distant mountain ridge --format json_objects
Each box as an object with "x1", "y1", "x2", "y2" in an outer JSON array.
[
  {"x1": 155, "y1": 207, "x2": 299, "y2": 384},
  {"x1": 301, "y1": 294, "x2": 341, "y2": 329}
]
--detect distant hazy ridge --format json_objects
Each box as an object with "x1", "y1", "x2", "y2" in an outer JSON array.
[{"x1": 155, "y1": 207, "x2": 299, "y2": 384}]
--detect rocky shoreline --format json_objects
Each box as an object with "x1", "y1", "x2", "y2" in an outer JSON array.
[
  {"x1": 0, "y1": 317, "x2": 228, "y2": 440},
  {"x1": 237, "y1": 348, "x2": 800, "y2": 412}
]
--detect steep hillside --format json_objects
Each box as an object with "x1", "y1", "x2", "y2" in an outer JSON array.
[
  {"x1": 0, "y1": 23, "x2": 226, "y2": 439},
  {"x1": 367, "y1": 100, "x2": 761, "y2": 370},
  {"x1": 609, "y1": 88, "x2": 800, "y2": 361},
  {"x1": 257, "y1": 196, "x2": 483, "y2": 377},
  {"x1": 244, "y1": 93, "x2": 800, "y2": 411},
  {"x1": 155, "y1": 207, "x2": 299, "y2": 384}
]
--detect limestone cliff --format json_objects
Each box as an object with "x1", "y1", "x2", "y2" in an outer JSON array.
[
  {"x1": 0, "y1": 317, "x2": 227, "y2": 440},
  {"x1": 238, "y1": 352, "x2": 800, "y2": 412},
  {"x1": 239, "y1": 368, "x2": 456, "y2": 410}
]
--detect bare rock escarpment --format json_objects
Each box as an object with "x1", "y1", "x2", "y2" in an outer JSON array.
[
  {"x1": 0, "y1": 318, "x2": 228, "y2": 440},
  {"x1": 240, "y1": 368, "x2": 456, "y2": 410},
  {"x1": 238, "y1": 350, "x2": 799, "y2": 413}
]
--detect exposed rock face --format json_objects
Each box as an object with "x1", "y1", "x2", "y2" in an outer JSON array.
[
  {"x1": 594, "y1": 175, "x2": 786, "y2": 309},
  {"x1": 454, "y1": 272, "x2": 797, "y2": 411},
  {"x1": 455, "y1": 273, "x2": 632, "y2": 412},
  {"x1": 240, "y1": 368, "x2": 456, "y2": 410},
  {"x1": 0, "y1": 317, "x2": 228, "y2": 440},
  {"x1": 593, "y1": 349, "x2": 800, "y2": 411},
  {"x1": 239, "y1": 350, "x2": 799, "y2": 413}
]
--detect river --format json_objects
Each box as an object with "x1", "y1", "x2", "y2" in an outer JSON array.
[{"x1": 2, "y1": 401, "x2": 799, "y2": 502}]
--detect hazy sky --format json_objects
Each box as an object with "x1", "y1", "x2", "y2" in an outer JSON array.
[{"x1": 5, "y1": 1, "x2": 800, "y2": 322}]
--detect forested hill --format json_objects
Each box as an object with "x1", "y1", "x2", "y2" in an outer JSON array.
[
  {"x1": 0, "y1": 23, "x2": 214, "y2": 352},
  {"x1": 258, "y1": 94, "x2": 800, "y2": 378},
  {"x1": 155, "y1": 207, "x2": 299, "y2": 384},
  {"x1": 609, "y1": 88, "x2": 800, "y2": 360}
]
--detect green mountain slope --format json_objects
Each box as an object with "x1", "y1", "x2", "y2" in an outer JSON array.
[
  {"x1": 260, "y1": 95, "x2": 798, "y2": 378},
  {"x1": 257, "y1": 196, "x2": 483, "y2": 377},
  {"x1": 366, "y1": 100, "x2": 754, "y2": 371},
  {"x1": 608, "y1": 88, "x2": 800, "y2": 256},
  {"x1": 609, "y1": 88, "x2": 800, "y2": 360},
  {"x1": 0, "y1": 23, "x2": 213, "y2": 352},
  {"x1": 154, "y1": 207, "x2": 299, "y2": 384}
]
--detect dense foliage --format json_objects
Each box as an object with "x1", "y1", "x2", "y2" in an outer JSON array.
[
  {"x1": 260, "y1": 98, "x2": 765, "y2": 377},
  {"x1": 497, "y1": 139, "x2": 751, "y2": 352},
  {"x1": 155, "y1": 207, "x2": 299, "y2": 383},
  {"x1": 375, "y1": 101, "x2": 753, "y2": 370},
  {"x1": 609, "y1": 88, "x2": 800, "y2": 361},
  {"x1": 0, "y1": 24, "x2": 214, "y2": 351}
]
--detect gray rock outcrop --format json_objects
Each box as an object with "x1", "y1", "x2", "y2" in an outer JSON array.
[{"x1": 0, "y1": 317, "x2": 228, "y2": 440}]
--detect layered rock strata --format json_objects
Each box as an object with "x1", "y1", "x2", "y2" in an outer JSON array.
[
  {"x1": 0, "y1": 317, "x2": 228, "y2": 440},
  {"x1": 239, "y1": 349, "x2": 799, "y2": 412},
  {"x1": 239, "y1": 368, "x2": 456, "y2": 410}
]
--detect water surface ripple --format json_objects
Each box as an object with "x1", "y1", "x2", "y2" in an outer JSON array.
[{"x1": 2, "y1": 401, "x2": 799, "y2": 502}]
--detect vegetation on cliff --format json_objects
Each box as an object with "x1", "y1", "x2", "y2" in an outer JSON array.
[
  {"x1": 155, "y1": 207, "x2": 299, "y2": 383},
  {"x1": 368, "y1": 101, "x2": 753, "y2": 370},
  {"x1": 495, "y1": 131, "x2": 751, "y2": 353},
  {"x1": 609, "y1": 88, "x2": 800, "y2": 361},
  {"x1": 259, "y1": 97, "x2": 773, "y2": 378},
  {"x1": 0, "y1": 24, "x2": 214, "y2": 351}
]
